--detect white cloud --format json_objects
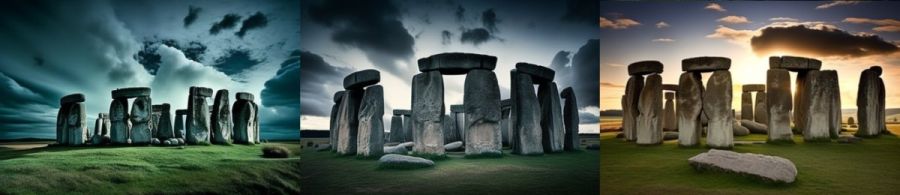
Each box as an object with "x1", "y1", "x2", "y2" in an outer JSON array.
[
  {"x1": 718, "y1": 16, "x2": 751, "y2": 24},
  {"x1": 705, "y1": 3, "x2": 727, "y2": 12},
  {"x1": 816, "y1": 1, "x2": 860, "y2": 9},
  {"x1": 656, "y1": 21, "x2": 670, "y2": 28},
  {"x1": 706, "y1": 25, "x2": 757, "y2": 46},
  {"x1": 770, "y1": 17, "x2": 799, "y2": 22},
  {"x1": 843, "y1": 18, "x2": 900, "y2": 32},
  {"x1": 652, "y1": 38, "x2": 675, "y2": 42},
  {"x1": 151, "y1": 45, "x2": 236, "y2": 112},
  {"x1": 600, "y1": 17, "x2": 641, "y2": 29}
]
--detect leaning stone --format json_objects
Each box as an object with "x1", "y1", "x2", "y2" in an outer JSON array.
[
  {"x1": 663, "y1": 92, "x2": 677, "y2": 131},
  {"x1": 515, "y1": 62, "x2": 556, "y2": 84},
  {"x1": 343, "y1": 69, "x2": 381, "y2": 90},
  {"x1": 417, "y1": 52, "x2": 497, "y2": 75},
  {"x1": 623, "y1": 75, "x2": 644, "y2": 142},
  {"x1": 803, "y1": 70, "x2": 830, "y2": 141},
  {"x1": 628, "y1": 60, "x2": 664, "y2": 75},
  {"x1": 742, "y1": 84, "x2": 766, "y2": 92},
  {"x1": 637, "y1": 74, "x2": 663, "y2": 145},
  {"x1": 754, "y1": 92, "x2": 768, "y2": 125},
  {"x1": 444, "y1": 141, "x2": 463, "y2": 152},
  {"x1": 378, "y1": 154, "x2": 434, "y2": 169},
  {"x1": 678, "y1": 72, "x2": 703, "y2": 147},
  {"x1": 741, "y1": 91, "x2": 754, "y2": 120},
  {"x1": 769, "y1": 56, "x2": 821, "y2": 71},
  {"x1": 767, "y1": 69, "x2": 793, "y2": 142},
  {"x1": 112, "y1": 87, "x2": 151, "y2": 99},
  {"x1": 682, "y1": 57, "x2": 731, "y2": 72},
  {"x1": 109, "y1": 99, "x2": 129, "y2": 144},
  {"x1": 357, "y1": 85, "x2": 385, "y2": 157},
  {"x1": 703, "y1": 70, "x2": 733, "y2": 149},
  {"x1": 187, "y1": 87, "x2": 211, "y2": 145},
  {"x1": 741, "y1": 120, "x2": 768, "y2": 134},
  {"x1": 411, "y1": 71, "x2": 445, "y2": 156},
  {"x1": 538, "y1": 82, "x2": 564, "y2": 153},
  {"x1": 689, "y1": 149, "x2": 797, "y2": 183},
  {"x1": 561, "y1": 87, "x2": 580, "y2": 151},
  {"x1": 130, "y1": 96, "x2": 153, "y2": 145},
  {"x1": 511, "y1": 70, "x2": 544, "y2": 155},
  {"x1": 60, "y1": 93, "x2": 86, "y2": 104}
]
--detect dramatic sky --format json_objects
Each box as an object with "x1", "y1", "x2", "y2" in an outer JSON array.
[
  {"x1": 599, "y1": 1, "x2": 900, "y2": 111},
  {"x1": 0, "y1": 0, "x2": 299, "y2": 140},
  {"x1": 300, "y1": 0, "x2": 600, "y2": 133}
]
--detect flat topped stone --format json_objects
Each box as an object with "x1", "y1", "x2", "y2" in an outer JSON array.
[
  {"x1": 665, "y1": 92, "x2": 675, "y2": 99},
  {"x1": 60, "y1": 93, "x2": 85, "y2": 105},
  {"x1": 417, "y1": 52, "x2": 497, "y2": 75},
  {"x1": 515, "y1": 62, "x2": 556, "y2": 84},
  {"x1": 333, "y1": 91, "x2": 345, "y2": 103},
  {"x1": 662, "y1": 84, "x2": 679, "y2": 91},
  {"x1": 152, "y1": 104, "x2": 170, "y2": 112},
  {"x1": 236, "y1": 92, "x2": 255, "y2": 101},
  {"x1": 450, "y1": 104, "x2": 465, "y2": 112},
  {"x1": 689, "y1": 149, "x2": 797, "y2": 183},
  {"x1": 500, "y1": 99, "x2": 512, "y2": 107},
  {"x1": 560, "y1": 87, "x2": 575, "y2": 98},
  {"x1": 112, "y1": 87, "x2": 151, "y2": 99},
  {"x1": 189, "y1": 87, "x2": 213, "y2": 97},
  {"x1": 175, "y1": 109, "x2": 187, "y2": 115},
  {"x1": 628, "y1": 60, "x2": 664, "y2": 75},
  {"x1": 343, "y1": 69, "x2": 381, "y2": 89},
  {"x1": 742, "y1": 84, "x2": 766, "y2": 92},
  {"x1": 682, "y1": 56, "x2": 731, "y2": 72},
  {"x1": 392, "y1": 109, "x2": 411, "y2": 116},
  {"x1": 98, "y1": 113, "x2": 109, "y2": 118},
  {"x1": 769, "y1": 56, "x2": 821, "y2": 71}
]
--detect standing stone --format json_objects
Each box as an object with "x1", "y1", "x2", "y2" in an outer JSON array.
[
  {"x1": 501, "y1": 99, "x2": 512, "y2": 147},
  {"x1": 330, "y1": 103, "x2": 342, "y2": 150},
  {"x1": 678, "y1": 72, "x2": 703, "y2": 147},
  {"x1": 150, "y1": 111, "x2": 160, "y2": 138},
  {"x1": 402, "y1": 114, "x2": 413, "y2": 142},
  {"x1": 464, "y1": 69, "x2": 503, "y2": 156},
  {"x1": 174, "y1": 109, "x2": 186, "y2": 139},
  {"x1": 93, "y1": 113, "x2": 111, "y2": 145},
  {"x1": 58, "y1": 94, "x2": 85, "y2": 145},
  {"x1": 754, "y1": 92, "x2": 768, "y2": 125},
  {"x1": 411, "y1": 71, "x2": 445, "y2": 156},
  {"x1": 538, "y1": 82, "x2": 564, "y2": 153},
  {"x1": 848, "y1": 117, "x2": 856, "y2": 126},
  {"x1": 856, "y1": 67, "x2": 881, "y2": 137},
  {"x1": 233, "y1": 92, "x2": 260, "y2": 144},
  {"x1": 187, "y1": 87, "x2": 211, "y2": 145},
  {"x1": 511, "y1": 70, "x2": 543, "y2": 155},
  {"x1": 357, "y1": 85, "x2": 384, "y2": 157},
  {"x1": 155, "y1": 104, "x2": 174, "y2": 140},
  {"x1": 390, "y1": 115, "x2": 404, "y2": 142},
  {"x1": 561, "y1": 87, "x2": 580, "y2": 151},
  {"x1": 637, "y1": 74, "x2": 663, "y2": 145},
  {"x1": 211, "y1": 90, "x2": 233, "y2": 144},
  {"x1": 822, "y1": 70, "x2": 841, "y2": 138},
  {"x1": 794, "y1": 72, "x2": 808, "y2": 134},
  {"x1": 803, "y1": 71, "x2": 830, "y2": 141},
  {"x1": 663, "y1": 92, "x2": 677, "y2": 131},
  {"x1": 130, "y1": 96, "x2": 152, "y2": 145},
  {"x1": 623, "y1": 75, "x2": 644, "y2": 141},
  {"x1": 64, "y1": 102, "x2": 88, "y2": 145},
  {"x1": 442, "y1": 115, "x2": 456, "y2": 144},
  {"x1": 450, "y1": 105, "x2": 465, "y2": 143},
  {"x1": 767, "y1": 69, "x2": 793, "y2": 142},
  {"x1": 704, "y1": 70, "x2": 733, "y2": 149},
  {"x1": 109, "y1": 99, "x2": 129, "y2": 144},
  {"x1": 741, "y1": 91, "x2": 753, "y2": 120}
]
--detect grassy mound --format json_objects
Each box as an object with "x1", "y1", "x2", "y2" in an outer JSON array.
[{"x1": 262, "y1": 145, "x2": 291, "y2": 158}]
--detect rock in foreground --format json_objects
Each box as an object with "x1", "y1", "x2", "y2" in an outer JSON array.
[
  {"x1": 378, "y1": 154, "x2": 434, "y2": 169},
  {"x1": 688, "y1": 149, "x2": 797, "y2": 183}
]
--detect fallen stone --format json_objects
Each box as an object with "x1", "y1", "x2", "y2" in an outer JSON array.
[
  {"x1": 444, "y1": 141, "x2": 463, "y2": 151},
  {"x1": 628, "y1": 60, "x2": 663, "y2": 75},
  {"x1": 769, "y1": 56, "x2": 821, "y2": 71},
  {"x1": 678, "y1": 72, "x2": 703, "y2": 147},
  {"x1": 383, "y1": 145, "x2": 409, "y2": 154},
  {"x1": 515, "y1": 62, "x2": 556, "y2": 84},
  {"x1": 682, "y1": 56, "x2": 731, "y2": 72},
  {"x1": 112, "y1": 87, "x2": 151, "y2": 99},
  {"x1": 417, "y1": 52, "x2": 497, "y2": 75},
  {"x1": 663, "y1": 132, "x2": 678, "y2": 141},
  {"x1": 733, "y1": 120, "x2": 750, "y2": 136},
  {"x1": 689, "y1": 149, "x2": 797, "y2": 183},
  {"x1": 741, "y1": 120, "x2": 768, "y2": 134},
  {"x1": 343, "y1": 69, "x2": 381, "y2": 89},
  {"x1": 378, "y1": 154, "x2": 434, "y2": 169}
]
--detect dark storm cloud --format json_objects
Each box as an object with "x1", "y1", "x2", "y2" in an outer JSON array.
[
  {"x1": 236, "y1": 12, "x2": 268, "y2": 38},
  {"x1": 183, "y1": 6, "x2": 201, "y2": 27},
  {"x1": 305, "y1": 0, "x2": 416, "y2": 77},
  {"x1": 550, "y1": 51, "x2": 571, "y2": 69},
  {"x1": 482, "y1": 9, "x2": 499, "y2": 32},
  {"x1": 455, "y1": 5, "x2": 466, "y2": 22},
  {"x1": 298, "y1": 51, "x2": 353, "y2": 116},
  {"x1": 209, "y1": 14, "x2": 242, "y2": 35},
  {"x1": 441, "y1": 30, "x2": 453, "y2": 45},
  {"x1": 561, "y1": 0, "x2": 599, "y2": 26},
  {"x1": 260, "y1": 50, "x2": 300, "y2": 132},
  {"x1": 212, "y1": 48, "x2": 264, "y2": 76},
  {"x1": 571, "y1": 39, "x2": 599, "y2": 108},
  {"x1": 751, "y1": 25, "x2": 899, "y2": 58},
  {"x1": 460, "y1": 28, "x2": 495, "y2": 46}
]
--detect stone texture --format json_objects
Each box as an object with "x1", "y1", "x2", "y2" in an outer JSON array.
[
  {"x1": 392, "y1": 109, "x2": 411, "y2": 116},
  {"x1": 64, "y1": 103, "x2": 88, "y2": 145},
  {"x1": 681, "y1": 57, "x2": 731, "y2": 72},
  {"x1": 233, "y1": 92, "x2": 260, "y2": 144},
  {"x1": 236, "y1": 92, "x2": 254, "y2": 102},
  {"x1": 378, "y1": 154, "x2": 434, "y2": 169},
  {"x1": 60, "y1": 93, "x2": 86, "y2": 104},
  {"x1": 822, "y1": 70, "x2": 841, "y2": 138},
  {"x1": 442, "y1": 115, "x2": 457, "y2": 143},
  {"x1": 130, "y1": 96, "x2": 152, "y2": 145},
  {"x1": 92, "y1": 113, "x2": 111, "y2": 145},
  {"x1": 357, "y1": 85, "x2": 384, "y2": 157},
  {"x1": 561, "y1": 87, "x2": 580, "y2": 151},
  {"x1": 663, "y1": 92, "x2": 677, "y2": 131},
  {"x1": 156, "y1": 104, "x2": 174, "y2": 140},
  {"x1": 444, "y1": 141, "x2": 463, "y2": 151},
  {"x1": 411, "y1": 71, "x2": 445, "y2": 156},
  {"x1": 741, "y1": 92, "x2": 754, "y2": 120},
  {"x1": 623, "y1": 75, "x2": 644, "y2": 142},
  {"x1": 501, "y1": 104, "x2": 512, "y2": 147},
  {"x1": 628, "y1": 60, "x2": 664, "y2": 75},
  {"x1": 637, "y1": 74, "x2": 663, "y2": 145},
  {"x1": 733, "y1": 119, "x2": 750, "y2": 136},
  {"x1": 402, "y1": 114, "x2": 413, "y2": 142},
  {"x1": 856, "y1": 67, "x2": 882, "y2": 137},
  {"x1": 343, "y1": 69, "x2": 381, "y2": 90},
  {"x1": 417, "y1": 52, "x2": 497, "y2": 75},
  {"x1": 335, "y1": 89, "x2": 363, "y2": 154},
  {"x1": 464, "y1": 70, "x2": 503, "y2": 156},
  {"x1": 515, "y1": 63, "x2": 556, "y2": 84},
  {"x1": 109, "y1": 99, "x2": 129, "y2": 144},
  {"x1": 538, "y1": 82, "x2": 564, "y2": 153},
  {"x1": 186, "y1": 87, "x2": 210, "y2": 145},
  {"x1": 112, "y1": 87, "x2": 151, "y2": 99},
  {"x1": 511, "y1": 70, "x2": 543, "y2": 155},
  {"x1": 678, "y1": 72, "x2": 703, "y2": 147},
  {"x1": 330, "y1": 100, "x2": 342, "y2": 150},
  {"x1": 703, "y1": 70, "x2": 733, "y2": 149},
  {"x1": 741, "y1": 120, "x2": 768, "y2": 134},
  {"x1": 767, "y1": 69, "x2": 793, "y2": 142},
  {"x1": 769, "y1": 56, "x2": 821, "y2": 71},
  {"x1": 754, "y1": 92, "x2": 768, "y2": 125},
  {"x1": 211, "y1": 90, "x2": 232, "y2": 144},
  {"x1": 742, "y1": 84, "x2": 766, "y2": 92},
  {"x1": 803, "y1": 70, "x2": 830, "y2": 141},
  {"x1": 662, "y1": 84, "x2": 679, "y2": 91},
  {"x1": 174, "y1": 109, "x2": 186, "y2": 139},
  {"x1": 689, "y1": 149, "x2": 797, "y2": 183},
  {"x1": 663, "y1": 132, "x2": 679, "y2": 141},
  {"x1": 390, "y1": 115, "x2": 404, "y2": 142},
  {"x1": 794, "y1": 71, "x2": 809, "y2": 134}
]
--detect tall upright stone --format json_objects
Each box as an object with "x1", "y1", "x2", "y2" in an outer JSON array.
[
  {"x1": 857, "y1": 66, "x2": 883, "y2": 137},
  {"x1": 677, "y1": 72, "x2": 703, "y2": 146},
  {"x1": 537, "y1": 82, "x2": 564, "y2": 153},
  {"x1": 767, "y1": 69, "x2": 793, "y2": 142},
  {"x1": 704, "y1": 70, "x2": 733, "y2": 149},
  {"x1": 442, "y1": 115, "x2": 456, "y2": 144},
  {"x1": 211, "y1": 90, "x2": 233, "y2": 144},
  {"x1": 59, "y1": 94, "x2": 87, "y2": 145},
  {"x1": 402, "y1": 113, "x2": 413, "y2": 142},
  {"x1": 233, "y1": 92, "x2": 260, "y2": 144},
  {"x1": 637, "y1": 74, "x2": 663, "y2": 145},
  {"x1": 130, "y1": 96, "x2": 152, "y2": 145},
  {"x1": 390, "y1": 115, "x2": 404, "y2": 143},
  {"x1": 821, "y1": 70, "x2": 841, "y2": 139},
  {"x1": 754, "y1": 91, "x2": 768, "y2": 125},
  {"x1": 411, "y1": 71, "x2": 445, "y2": 156},
  {"x1": 500, "y1": 99, "x2": 512, "y2": 147},
  {"x1": 155, "y1": 104, "x2": 175, "y2": 140},
  {"x1": 92, "y1": 113, "x2": 111, "y2": 145},
  {"x1": 186, "y1": 87, "x2": 211, "y2": 145},
  {"x1": 511, "y1": 70, "x2": 543, "y2": 155},
  {"x1": 450, "y1": 105, "x2": 465, "y2": 143},
  {"x1": 561, "y1": 87, "x2": 580, "y2": 151},
  {"x1": 357, "y1": 85, "x2": 384, "y2": 157},
  {"x1": 663, "y1": 92, "x2": 677, "y2": 131},
  {"x1": 174, "y1": 109, "x2": 187, "y2": 139},
  {"x1": 623, "y1": 75, "x2": 644, "y2": 141},
  {"x1": 109, "y1": 98, "x2": 129, "y2": 144},
  {"x1": 770, "y1": 56, "x2": 822, "y2": 134},
  {"x1": 741, "y1": 91, "x2": 753, "y2": 120},
  {"x1": 330, "y1": 91, "x2": 344, "y2": 149},
  {"x1": 803, "y1": 70, "x2": 831, "y2": 141},
  {"x1": 464, "y1": 69, "x2": 503, "y2": 156}
]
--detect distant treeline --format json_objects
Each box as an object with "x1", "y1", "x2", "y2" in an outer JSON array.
[
  {"x1": 300, "y1": 130, "x2": 329, "y2": 138},
  {"x1": 599, "y1": 109, "x2": 623, "y2": 117}
]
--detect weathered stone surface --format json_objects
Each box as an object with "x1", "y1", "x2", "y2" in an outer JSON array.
[
  {"x1": 662, "y1": 84, "x2": 679, "y2": 91},
  {"x1": 689, "y1": 149, "x2": 797, "y2": 183},
  {"x1": 112, "y1": 87, "x2": 151, "y2": 99},
  {"x1": 663, "y1": 92, "x2": 677, "y2": 131},
  {"x1": 329, "y1": 103, "x2": 341, "y2": 150},
  {"x1": 741, "y1": 120, "x2": 768, "y2": 134},
  {"x1": 392, "y1": 109, "x2": 411, "y2": 116},
  {"x1": 637, "y1": 74, "x2": 663, "y2": 145},
  {"x1": 767, "y1": 69, "x2": 793, "y2": 142},
  {"x1": 803, "y1": 70, "x2": 830, "y2": 141},
  {"x1": 537, "y1": 82, "x2": 564, "y2": 153},
  {"x1": 682, "y1": 57, "x2": 731, "y2": 72},
  {"x1": 822, "y1": 71, "x2": 841, "y2": 138},
  {"x1": 60, "y1": 93, "x2": 85, "y2": 104},
  {"x1": 109, "y1": 99, "x2": 129, "y2": 144},
  {"x1": 511, "y1": 70, "x2": 543, "y2": 155},
  {"x1": 741, "y1": 92, "x2": 754, "y2": 120},
  {"x1": 357, "y1": 85, "x2": 384, "y2": 157},
  {"x1": 402, "y1": 115, "x2": 413, "y2": 142},
  {"x1": 561, "y1": 87, "x2": 580, "y2": 151},
  {"x1": 411, "y1": 71, "x2": 445, "y2": 156},
  {"x1": 754, "y1": 92, "x2": 768, "y2": 125},
  {"x1": 211, "y1": 90, "x2": 232, "y2": 144},
  {"x1": 334, "y1": 89, "x2": 363, "y2": 154},
  {"x1": 389, "y1": 115, "x2": 404, "y2": 142},
  {"x1": 464, "y1": 70, "x2": 503, "y2": 156},
  {"x1": 623, "y1": 75, "x2": 644, "y2": 142},
  {"x1": 857, "y1": 67, "x2": 882, "y2": 137},
  {"x1": 65, "y1": 103, "x2": 88, "y2": 145},
  {"x1": 155, "y1": 104, "x2": 174, "y2": 140},
  {"x1": 769, "y1": 56, "x2": 821, "y2": 71},
  {"x1": 663, "y1": 131, "x2": 678, "y2": 141},
  {"x1": 378, "y1": 154, "x2": 434, "y2": 169},
  {"x1": 733, "y1": 119, "x2": 750, "y2": 136},
  {"x1": 150, "y1": 111, "x2": 160, "y2": 138},
  {"x1": 678, "y1": 72, "x2": 703, "y2": 147},
  {"x1": 442, "y1": 115, "x2": 457, "y2": 143},
  {"x1": 130, "y1": 96, "x2": 152, "y2": 145},
  {"x1": 628, "y1": 60, "x2": 664, "y2": 75},
  {"x1": 236, "y1": 92, "x2": 255, "y2": 102},
  {"x1": 742, "y1": 84, "x2": 766, "y2": 92},
  {"x1": 186, "y1": 87, "x2": 210, "y2": 145},
  {"x1": 501, "y1": 105, "x2": 511, "y2": 147},
  {"x1": 343, "y1": 69, "x2": 381, "y2": 89},
  {"x1": 383, "y1": 145, "x2": 409, "y2": 154},
  {"x1": 794, "y1": 71, "x2": 809, "y2": 134},
  {"x1": 92, "y1": 113, "x2": 111, "y2": 145},
  {"x1": 396, "y1": 141, "x2": 415, "y2": 150},
  {"x1": 444, "y1": 141, "x2": 463, "y2": 151},
  {"x1": 417, "y1": 52, "x2": 497, "y2": 74},
  {"x1": 174, "y1": 109, "x2": 186, "y2": 139},
  {"x1": 515, "y1": 63, "x2": 556, "y2": 84},
  {"x1": 703, "y1": 70, "x2": 733, "y2": 149}
]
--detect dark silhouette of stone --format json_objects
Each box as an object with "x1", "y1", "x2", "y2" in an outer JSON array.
[
  {"x1": 857, "y1": 66, "x2": 884, "y2": 137},
  {"x1": 112, "y1": 87, "x2": 151, "y2": 99},
  {"x1": 357, "y1": 85, "x2": 384, "y2": 157},
  {"x1": 511, "y1": 70, "x2": 543, "y2": 155},
  {"x1": 769, "y1": 56, "x2": 821, "y2": 71},
  {"x1": 411, "y1": 71, "x2": 445, "y2": 156},
  {"x1": 689, "y1": 149, "x2": 798, "y2": 183},
  {"x1": 682, "y1": 57, "x2": 731, "y2": 72},
  {"x1": 703, "y1": 70, "x2": 733, "y2": 149},
  {"x1": 417, "y1": 52, "x2": 497, "y2": 75},
  {"x1": 678, "y1": 72, "x2": 703, "y2": 146},
  {"x1": 637, "y1": 74, "x2": 663, "y2": 145},
  {"x1": 561, "y1": 87, "x2": 580, "y2": 151},
  {"x1": 755, "y1": 92, "x2": 768, "y2": 125},
  {"x1": 628, "y1": 60, "x2": 663, "y2": 75},
  {"x1": 174, "y1": 109, "x2": 186, "y2": 139},
  {"x1": 663, "y1": 92, "x2": 677, "y2": 131},
  {"x1": 767, "y1": 69, "x2": 793, "y2": 142},
  {"x1": 538, "y1": 82, "x2": 564, "y2": 153},
  {"x1": 741, "y1": 119, "x2": 768, "y2": 134},
  {"x1": 211, "y1": 90, "x2": 232, "y2": 144},
  {"x1": 515, "y1": 62, "x2": 556, "y2": 84},
  {"x1": 623, "y1": 75, "x2": 644, "y2": 142},
  {"x1": 742, "y1": 84, "x2": 765, "y2": 92},
  {"x1": 343, "y1": 69, "x2": 381, "y2": 90},
  {"x1": 233, "y1": 92, "x2": 260, "y2": 144},
  {"x1": 390, "y1": 115, "x2": 404, "y2": 142},
  {"x1": 155, "y1": 104, "x2": 174, "y2": 140}
]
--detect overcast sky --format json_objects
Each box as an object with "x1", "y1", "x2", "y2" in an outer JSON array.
[
  {"x1": 599, "y1": 1, "x2": 900, "y2": 111},
  {"x1": 299, "y1": 0, "x2": 600, "y2": 133},
  {"x1": 0, "y1": 0, "x2": 299, "y2": 140}
]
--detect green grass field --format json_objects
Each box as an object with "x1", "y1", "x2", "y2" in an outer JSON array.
[
  {"x1": 300, "y1": 147, "x2": 599, "y2": 194},
  {"x1": 600, "y1": 132, "x2": 900, "y2": 194},
  {"x1": 0, "y1": 142, "x2": 300, "y2": 194}
]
